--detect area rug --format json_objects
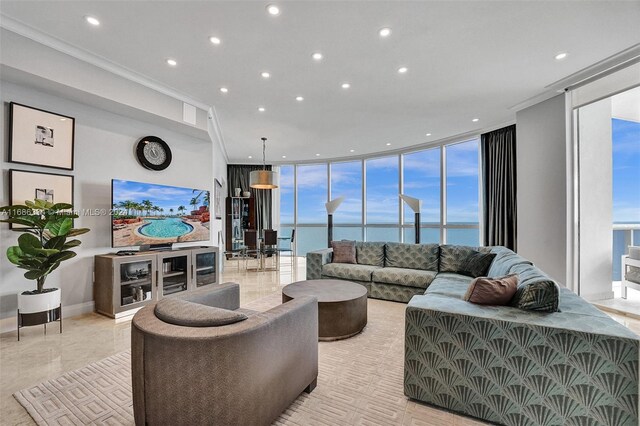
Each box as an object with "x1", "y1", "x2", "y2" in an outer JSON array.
[{"x1": 14, "y1": 293, "x2": 479, "y2": 425}]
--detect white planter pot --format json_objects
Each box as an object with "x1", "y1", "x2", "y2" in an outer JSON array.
[{"x1": 18, "y1": 288, "x2": 61, "y2": 314}]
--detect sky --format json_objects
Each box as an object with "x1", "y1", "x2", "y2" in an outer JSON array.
[
  {"x1": 112, "y1": 180, "x2": 208, "y2": 214},
  {"x1": 613, "y1": 118, "x2": 640, "y2": 223}
]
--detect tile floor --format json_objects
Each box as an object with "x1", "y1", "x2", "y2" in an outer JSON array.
[{"x1": 1, "y1": 256, "x2": 638, "y2": 425}]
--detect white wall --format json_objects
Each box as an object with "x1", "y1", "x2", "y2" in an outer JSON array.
[
  {"x1": 0, "y1": 81, "x2": 227, "y2": 325},
  {"x1": 577, "y1": 98, "x2": 614, "y2": 301},
  {"x1": 516, "y1": 94, "x2": 568, "y2": 284}
]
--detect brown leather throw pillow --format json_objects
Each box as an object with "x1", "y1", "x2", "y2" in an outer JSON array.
[
  {"x1": 331, "y1": 240, "x2": 357, "y2": 264},
  {"x1": 464, "y1": 274, "x2": 519, "y2": 305}
]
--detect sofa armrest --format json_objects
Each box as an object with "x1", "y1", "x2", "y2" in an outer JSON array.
[{"x1": 306, "y1": 248, "x2": 333, "y2": 280}]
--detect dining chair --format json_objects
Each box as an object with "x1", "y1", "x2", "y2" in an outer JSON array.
[
  {"x1": 262, "y1": 230, "x2": 278, "y2": 270},
  {"x1": 277, "y1": 229, "x2": 296, "y2": 268},
  {"x1": 243, "y1": 229, "x2": 260, "y2": 270}
]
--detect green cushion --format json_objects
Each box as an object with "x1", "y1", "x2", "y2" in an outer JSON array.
[
  {"x1": 355, "y1": 242, "x2": 385, "y2": 267},
  {"x1": 384, "y1": 243, "x2": 439, "y2": 270},
  {"x1": 439, "y1": 245, "x2": 496, "y2": 277}
]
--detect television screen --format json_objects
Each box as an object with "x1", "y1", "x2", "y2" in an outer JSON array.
[{"x1": 111, "y1": 180, "x2": 210, "y2": 248}]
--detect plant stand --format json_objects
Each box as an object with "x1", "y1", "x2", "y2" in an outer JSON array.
[
  {"x1": 17, "y1": 288, "x2": 62, "y2": 341},
  {"x1": 17, "y1": 306, "x2": 62, "y2": 341}
]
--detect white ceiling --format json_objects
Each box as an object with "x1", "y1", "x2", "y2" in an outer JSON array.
[{"x1": 1, "y1": 1, "x2": 639, "y2": 163}]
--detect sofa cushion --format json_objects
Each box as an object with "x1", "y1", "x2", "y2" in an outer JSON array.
[
  {"x1": 425, "y1": 273, "x2": 474, "y2": 298},
  {"x1": 356, "y1": 242, "x2": 385, "y2": 267},
  {"x1": 322, "y1": 263, "x2": 380, "y2": 282},
  {"x1": 331, "y1": 240, "x2": 357, "y2": 264},
  {"x1": 439, "y1": 245, "x2": 496, "y2": 277},
  {"x1": 464, "y1": 274, "x2": 519, "y2": 305},
  {"x1": 372, "y1": 267, "x2": 437, "y2": 289},
  {"x1": 509, "y1": 263, "x2": 561, "y2": 312},
  {"x1": 384, "y1": 243, "x2": 439, "y2": 271},
  {"x1": 154, "y1": 298, "x2": 247, "y2": 327},
  {"x1": 487, "y1": 246, "x2": 533, "y2": 277}
]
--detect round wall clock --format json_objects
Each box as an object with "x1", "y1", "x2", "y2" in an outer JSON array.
[{"x1": 136, "y1": 136, "x2": 172, "y2": 171}]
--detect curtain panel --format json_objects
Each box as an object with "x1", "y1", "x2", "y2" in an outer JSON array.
[
  {"x1": 227, "y1": 165, "x2": 273, "y2": 233},
  {"x1": 481, "y1": 125, "x2": 517, "y2": 250}
]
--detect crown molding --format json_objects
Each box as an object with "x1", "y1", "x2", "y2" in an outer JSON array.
[
  {"x1": 0, "y1": 14, "x2": 213, "y2": 111},
  {"x1": 509, "y1": 43, "x2": 640, "y2": 112},
  {"x1": 208, "y1": 106, "x2": 230, "y2": 163},
  {"x1": 1, "y1": 13, "x2": 229, "y2": 162}
]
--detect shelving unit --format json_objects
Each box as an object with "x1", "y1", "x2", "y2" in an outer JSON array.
[{"x1": 94, "y1": 246, "x2": 219, "y2": 318}]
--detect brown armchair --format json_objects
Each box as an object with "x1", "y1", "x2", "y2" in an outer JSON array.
[{"x1": 131, "y1": 283, "x2": 318, "y2": 425}]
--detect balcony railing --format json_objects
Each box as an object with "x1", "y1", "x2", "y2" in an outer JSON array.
[{"x1": 613, "y1": 223, "x2": 640, "y2": 281}]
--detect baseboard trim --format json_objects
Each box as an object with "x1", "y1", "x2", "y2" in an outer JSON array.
[
  {"x1": 580, "y1": 291, "x2": 615, "y2": 302},
  {"x1": 0, "y1": 300, "x2": 95, "y2": 334}
]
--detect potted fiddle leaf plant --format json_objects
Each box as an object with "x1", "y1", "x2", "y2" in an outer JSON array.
[{"x1": 0, "y1": 199, "x2": 89, "y2": 337}]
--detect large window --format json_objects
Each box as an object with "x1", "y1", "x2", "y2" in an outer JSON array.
[
  {"x1": 331, "y1": 161, "x2": 362, "y2": 223},
  {"x1": 278, "y1": 137, "x2": 481, "y2": 256},
  {"x1": 445, "y1": 140, "x2": 480, "y2": 246},
  {"x1": 295, "y1": 164, "x2": 328, "y2": 255},
  {"x1": 279, "y1": 165, "x2": 294, "y2": 225}
]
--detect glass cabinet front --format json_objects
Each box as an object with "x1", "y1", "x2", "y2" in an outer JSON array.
[
  {"x1": 195, "y1": 252, "x2": 217, "y2": 287},
  {"x1": 119, "y1": 260, "x2": 153, "y2": 307},
  {"x1": 160, "y1": 254, "x2": 189, "y2": 296}
]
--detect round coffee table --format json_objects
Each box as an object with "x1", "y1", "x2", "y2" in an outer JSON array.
[{"x1": 282, "y1": 279, "x2": 367, "y2": 341}]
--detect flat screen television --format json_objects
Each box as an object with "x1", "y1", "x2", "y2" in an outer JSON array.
[{"x1": 111, "y1": 179, "x2": 210, "y2": 248}]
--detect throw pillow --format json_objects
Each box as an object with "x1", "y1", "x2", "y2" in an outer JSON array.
[
  {"x1": 458, "y1": 251, "x2": 497, "y2": 277},
  {"x1": 332, "y1": 240, "x2": 357, "y2": 264},
  {"x1": 464, "y1": 274, "x2": 519, "y2": 305},
  {"x1": 155, "y1": 298, "x2": 247, "y2": 327},
  {"x1": 508, "y1": 263, "x2": 561, "y2": 312},
  {"x1": 439, "y1": 244, "x2": 492, "y2": 273}
]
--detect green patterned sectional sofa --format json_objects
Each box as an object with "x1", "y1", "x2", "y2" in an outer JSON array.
[{"x1": 307, "y1": 242, "x2": 640, "y2": 426}]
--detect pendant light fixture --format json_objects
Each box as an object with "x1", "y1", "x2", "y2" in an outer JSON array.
[{"x1": 249, "y1": 137, "x2": 279, "y2": 189}]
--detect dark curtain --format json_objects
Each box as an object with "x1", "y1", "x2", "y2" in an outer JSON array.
[
  {"x1": 227, "y1": 164, "x2": 273, "y2": 233},
  {"x1": 481, "y1": 125, "x2": 517, "y2": 250}
]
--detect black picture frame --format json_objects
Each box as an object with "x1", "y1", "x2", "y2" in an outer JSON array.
[
  {"x1": 9, "y1": 169, "x2": 74, "y2": 229},
  {"x1": 9, "y1": 102, "x2": 75, "y2": 170},
  {"x1": 214, "y1": 178, "x2": 223, "y2": 220}
]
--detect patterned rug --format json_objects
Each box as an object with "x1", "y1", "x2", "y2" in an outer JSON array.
[{"x1": 13, "y1": 293, "x2": 485, "y2": 425}]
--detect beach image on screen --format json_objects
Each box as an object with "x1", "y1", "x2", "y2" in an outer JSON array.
[{"x1": 112, "y1": 180, "x2": 210, "y2": 247}]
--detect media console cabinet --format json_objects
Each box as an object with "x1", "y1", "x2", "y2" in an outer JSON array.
[{"x1": 94, "y1": 246, "x2": 219, "y2": 318}]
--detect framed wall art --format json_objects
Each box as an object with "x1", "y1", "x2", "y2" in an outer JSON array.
[
  {"x1": 9, "y1": 102, "x2": 75, "y2": 170},
  {"x1": 9, "y1": 169, "x2": 74, "y2": 228},
  {"x1": 214, "y1": 178, "x2": 223, "y2": 220}
]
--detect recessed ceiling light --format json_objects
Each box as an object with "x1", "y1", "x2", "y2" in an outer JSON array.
[
  {"x1": 209, "y1": 36, "x2": 221, "y2": 45},
  {"x1": 555, "y1": 52, "x2": 568, "y2": 60},
  {"x1": 85, "y1": 16, "x2": 100, "y2": 26},
  {"x1": 166, "y1": 58, "x2": 177, "y2": 66},
  {"x1": 312, "y1": 52, "x2": 323, "y2": 61},
  {"x1": 219, "y1": 87, "x2": 228, "y2": 93},
  {"x1": 341, "y1": 82, "x2": 351, "y2": 89},
  {"x1": 397, "y1": 66, "x2": 408, "y2": 74},
  {"x1": 349, "y1": 149, "x2": 355, "y2": 153},
  {"x1": 266, "y1": 4, "x2": 280, "y2": 15},
  {"x1": 386, "y1": 143, "x2": 391, "y2": 146},
  {"x1": 426, "y1": 133, "x2": 432, "y2": 136},
  {"x1": 295, "y1": 96, "x2": 304, "y2": 101},
  {"x1": 282, "y1": 155, "x2": 287, "y2": 158},
  {"x1": 379, "y1": 27, "x2": 391, "y2": 37},
  {"x1": 315, "y1": 153, "x2": 320, "y2": 156},
  {"x1": 261, "y1": 71, "x2": 271, "y2": 79},
  {"x1": 258, "y1": 106, "x2": 266, "y2": 112},
  {"x1": 60, "y1": 118, "x2": 67, "y2": 121},
  {"x1": 472, "y1": 118, "x2": 479, "y2": 122},
  {"x1": 248, "y1": 155, "x2": 253, "y2": 159}
]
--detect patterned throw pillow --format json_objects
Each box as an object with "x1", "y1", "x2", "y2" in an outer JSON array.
[
  {"x1": 440, "y1": 245, "x2": 496, "y2": 277},
  {"x1": 332, "y1": 240, "x2": 357, "y2": 264},
  {"x1": 509, "y1": 263, "x2": 561, "y2": 312},
  {"x1": 464, "y1": 274, "x2": 519, "y2": 305}
]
